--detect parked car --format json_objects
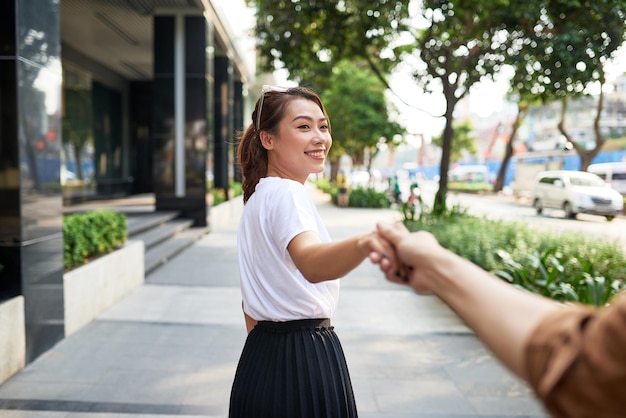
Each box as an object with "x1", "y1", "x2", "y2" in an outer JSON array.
[
  {"x1": 588, "y1": 162, "x2": 626, "y2": 195},
  {"x1": 531, "y1": 170, "x2": 624, "y2": 221}
]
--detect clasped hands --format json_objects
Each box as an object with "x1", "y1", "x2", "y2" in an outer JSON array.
[{"x1": 367, "y1": 222, "x2": 445, "y2": 295}]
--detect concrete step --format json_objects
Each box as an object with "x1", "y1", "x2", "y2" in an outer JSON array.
[
  {"x1": 131, "y1": 218, "x2": 194, "y2": 250},
  {"x1": 144, "y1": 226, "x2": 208, "y2": 275},
  {"x1": 126, "y1": 211, "x2": 180, "y2": 237}
]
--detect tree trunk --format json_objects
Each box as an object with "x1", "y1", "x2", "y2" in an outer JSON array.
[
  {"x1": 434, "y1": 102, "x2": 455, "y2": 214},
  {"x1": 559, "y1": 86, "x2": 606, "y2": 172},
  {"x1": 494, "y1": 104, "x2": 526, "y2": 192},
  {"x1": 329, "y1": 156, "x2": 340, "y2": 182}
]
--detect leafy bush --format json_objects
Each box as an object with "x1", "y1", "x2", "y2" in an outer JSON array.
[
  {"x1": 211, "y1": 181, "x2": 243, "y2": 206},
  {"x1": 231, "y1": 181, "x2": 243, "y2": 198},
  {"x1": 346, "y1": 187, "x2": 391, "y2": 208},
  {"x1": 313, "y1": 178, "x2": 334, "y2": 194},
  {"x1": 63, "y1": 210, "x2": 127, "y2": 270},
  {"x1": 404, "y1": 208, "x2": 626, "y2": 305},
  {"x1": 494, "y1": 247, "x2": 625, "y2": 306}
]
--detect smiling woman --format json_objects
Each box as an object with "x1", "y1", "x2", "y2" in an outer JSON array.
[{"x1": 229, "y1": 86, "x2": 393, "y2": 418}]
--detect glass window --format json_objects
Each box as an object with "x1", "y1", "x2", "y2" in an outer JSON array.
[{"x1": 61, "y1": 65, "x2": 95, "y2": 198}]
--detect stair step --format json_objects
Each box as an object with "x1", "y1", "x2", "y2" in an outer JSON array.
[
  {"x1": 126, "y1": 211, "x2": 180, "y2": 237},
  {"x1": 131, "y1": 219, "x2": 194, "y2": 250},
  {"x1": 144, "y1": 227, "x2": 208, "y2": 275}
]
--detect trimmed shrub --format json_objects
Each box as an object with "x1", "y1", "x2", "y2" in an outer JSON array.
[
  {"x1": 63, "y1": 210, "x2": 127, "y2": 270},
  {"x1": 347, "y1": 187, "x2": 391, "y2": 208},
  {"x1": 404, "y1": 209, "x2": 626, "y2": 306}
]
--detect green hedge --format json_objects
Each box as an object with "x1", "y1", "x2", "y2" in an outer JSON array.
[
  {"x1": 63, "y1": 210, "x2": 128, "y2": 270},
  {"x1": 210, "y1": 181, "x2": 243, "y2": 206},
  {"x1": 405, "y1": 210, "x2": 626, "y2": 306},
  {"x1": 312, "y1": 179, "x2": 391, "y2": 209},
  {"x1": 345, "y1": 187, "x2": 391, "y2": 208}
]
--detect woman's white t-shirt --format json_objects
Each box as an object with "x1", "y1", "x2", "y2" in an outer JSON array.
[{"x1": 237, "y1": 177, "x2": 340, "y2": 321}]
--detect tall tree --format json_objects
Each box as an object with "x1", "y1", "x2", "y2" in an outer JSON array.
[
  {"x1": 250, "y1": 0, "x2": 535, "y2": 212},
  {"x1": 510, "y1": 0, "x2": 626, "y2": 171},
  {"x1": 322, "y1": 60, "x2": 405, "y2": 180},
  {"x1": 395, "y1": 0, "x2": 534, "y2": 212}
]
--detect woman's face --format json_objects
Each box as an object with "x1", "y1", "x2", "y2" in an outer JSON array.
[{"x1": 263, "y1": 97, "x2": 332, "y2": 183}]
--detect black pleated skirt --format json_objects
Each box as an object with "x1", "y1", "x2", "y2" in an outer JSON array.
[{"x1": 229, "y1": 318, "x2": 358, "y2": 418}]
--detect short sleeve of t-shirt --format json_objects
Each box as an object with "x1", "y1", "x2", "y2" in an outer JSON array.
[{"x1": 268, "y1": 179, "x2": 321, "y2": 256}]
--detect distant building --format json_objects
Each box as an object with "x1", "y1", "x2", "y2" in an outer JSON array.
[{"x1": 519, "y1": 75, "x2": 626, "y2": 152}]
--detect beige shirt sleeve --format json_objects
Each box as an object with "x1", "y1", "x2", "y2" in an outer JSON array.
[{"x1": 524, "y1": 293, "x2": 626, "y2": 418}]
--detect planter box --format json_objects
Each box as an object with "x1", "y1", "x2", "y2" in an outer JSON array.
[
  {"x1": 64, "y1": 240, "x2": 145, "y2": 337},
  {"x1": 0, "y1": 296, "x2": 25, "y2": 385}
]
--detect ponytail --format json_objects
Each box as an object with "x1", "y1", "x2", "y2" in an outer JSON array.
[{"x1": 237, "y1": 123, "x2": 266, "y2": 204}]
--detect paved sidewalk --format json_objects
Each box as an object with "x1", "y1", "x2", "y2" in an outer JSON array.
[{"x1": 0, "y1": 185, "x2": 549, "y2": 418}]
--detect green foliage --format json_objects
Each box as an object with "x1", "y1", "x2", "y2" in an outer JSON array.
[
  {"x1": 231, "y1": 181, "x2": 243, "y2": 198},
  {"x1": 506, "y1": 0, "x2": 626, "y2": 169},
  {"x1": 404, "y1": 209, "x2": 626, "y2": 305},
  {"x1": 321, "y1": 60, "x2": 405, "y2": 165},
  {"x1": 347, "y1": 187, "x2": 391, "y2": 209},
  {"x1": 212, "y1": 189, "x2": 227, "y2": 206},
  {"x1": 509, "y1": 0, "x2": 625, "y2": 103},
  {"x1": 494, "y1": 248, "x2": 626, "y2": 307},
  {"x1": 432, "y1": 119, "x2": 478, "y2": 163},
  {"x1": 251, "y1": 0, "x2": 411, "y2": 90},
  {"x1": 313, "y1": 178, "x2": 334, "y2": 195},
  {"x1": 63, "y1": 210, "x2": 127, "y2": 270},
  {"x1": 314, "y1": 180, "x2": 390, "y2": 208},
  {"x1": 211, "y1": 181, "x2": 243, "y2": 206}
]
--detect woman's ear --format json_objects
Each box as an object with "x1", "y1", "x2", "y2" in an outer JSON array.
[{"x1": 259, "y1": 131, "x2": 274, "y2": 150}]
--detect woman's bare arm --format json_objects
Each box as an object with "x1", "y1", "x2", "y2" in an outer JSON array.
[{"x1": 288, "y1": 230, "x2": 392, "y2": 283}]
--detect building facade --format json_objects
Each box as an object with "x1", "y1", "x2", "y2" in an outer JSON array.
[{"x1": 0, "y1": 0, "x2": 255, "y2": 362}]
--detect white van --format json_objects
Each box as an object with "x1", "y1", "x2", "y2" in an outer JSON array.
[
  {"x1": 531, "y1": 170, "x2": 623, "y2": 220},
  {"x1": 588, "y1": 162, "x2": 626, "y2": 195}
]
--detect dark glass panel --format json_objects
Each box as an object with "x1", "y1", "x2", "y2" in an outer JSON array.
[
  {"x1": 0, "y1": 246, "x2": 21, "y2": 302},
  {"x1": 185, "y1": 77, "x2": 207, "y2": 195},
  {"x1": 129, "y1": 81, "x2": 153, "y2": 194},
  {"x1": 233, "y1": 81, "x2": 243, "y2": 183},
  {"x1": 0, "y1": 1, "x2": 16, "y2": 56},
  {"x1": 93, "y1": 82, "x2": 125, "y2": 195},
  {"x1": 152, "y1": 77, "x2": 175, "y2": 195},
  {"x1": 154, "y1": 16, "x2": 175, "y2": 76},
  {"x1": 17, "y1": 58, "x2": 62, "y2": 242},
  {"x1": 152, "y1": 77, "x2": 175, "y2": 136},
  {"x1": 21, "y1": 234, "x2": 64, "y2": 362},
  {"x1": 0, "y1": 60, "x2": 20, "y2": 244},
  {"x1": 213, "y1": 57, "x2": 230, "y2": 190},
  {"x1": 185, "y1": 16, "x2": 206, "y2": 76}
]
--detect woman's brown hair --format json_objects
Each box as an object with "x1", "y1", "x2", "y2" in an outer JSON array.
[{"x1": 237, "y1": 86, "x2": 330, "y2": 203}]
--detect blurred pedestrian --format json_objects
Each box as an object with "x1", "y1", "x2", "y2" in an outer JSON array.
[
  {"x1": 337, "y1": 169, "x2": 349, "y2": 207},
  {"x1": 229, "y1": 85, "x2": 391, "y2": 418}
]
